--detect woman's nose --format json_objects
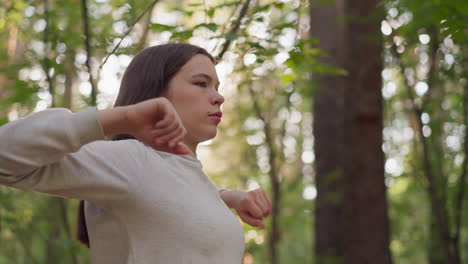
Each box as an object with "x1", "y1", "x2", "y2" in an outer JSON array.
[{"x1": 212, "y1": 92, "x2": 225, "y2": 106}]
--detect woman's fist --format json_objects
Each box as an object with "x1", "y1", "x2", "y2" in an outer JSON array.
[
  {"x1": 125, "y1": 97, "x2": 190, "y2": 154},
  {"x1": 97, "y1": 97, "x2": 190, "y2": 155},
  {"x1": 220, "y1": 188, "x2": 272, "y2": 228}
]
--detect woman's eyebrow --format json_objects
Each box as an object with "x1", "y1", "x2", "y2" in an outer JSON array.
[{"x1": 192, "y1": 73, "x2": 220, "y2": 87}]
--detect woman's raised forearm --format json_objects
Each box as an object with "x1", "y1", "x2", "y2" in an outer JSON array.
[
  {"x1": 97, "y1": 106, "x2": 133, "y2": 138},
  {"x1": 98, "y1": 98, "x2": 190, "y2": 155}
]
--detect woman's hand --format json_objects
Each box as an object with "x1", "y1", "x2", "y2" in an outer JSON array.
[
  {"x1": 220, "y1": 188, "x2": 272, "y2": 228},
  {"x1": 98, "y1": 97, "x2": 191, "y2": 155}
]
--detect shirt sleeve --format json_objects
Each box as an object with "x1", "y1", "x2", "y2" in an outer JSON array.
[{"x1": 0, "y1": 107, "x2": 141, "y2": 203}]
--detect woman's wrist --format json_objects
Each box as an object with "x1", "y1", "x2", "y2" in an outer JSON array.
[
  {"x1": 97, "y1": 105, "x2": 133, "y2": 138},
  {"x1": 219, "y1": 189, "x2": 246, "y2": 209}
]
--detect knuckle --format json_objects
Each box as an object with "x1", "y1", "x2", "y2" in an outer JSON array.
[{"x1": 247, "y1": 193, "x2": 256, "y2": 202}]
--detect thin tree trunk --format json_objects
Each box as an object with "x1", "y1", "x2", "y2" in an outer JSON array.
[
  {"x1": 63, "y1": 50, "x2": 76, "y2": 109},
  {"x1": 43, "y1": 0, "x2": 55, "y2": 107},
  {"x1": 425, "y1": 29, "x2": 456, "y2": 264},
  {"x1": 55, "y1": 198, "x2": 78, "y2": 264},
  {"x1": 41, "y1": 3, "x2": 79, "y2": 262},
  {"x1": 0, "y1": 24, "x2": 22, "y2": 116},
  {"x1": 390, "y1": 31, "x2": 456, "y2": 264},
  {"x1": 45, "y1": 200, "x2": 61, "y2": 263},
  {"x1": 265, "y1": 123, "x2": 280, "y2": 264},
  {"x1": 247, "y1": 84, "x2": 281, "y2": 264},
  {"x1": 81, "y1": 0, "x2": 97, "y2": 106},
  {"x1": 452, "y1": 45, "x2": 468, "y2": 264}
]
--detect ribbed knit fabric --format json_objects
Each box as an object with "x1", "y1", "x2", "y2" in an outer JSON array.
[{"x1": 0, "y1": 108, "x2": 245, "y2": 264}]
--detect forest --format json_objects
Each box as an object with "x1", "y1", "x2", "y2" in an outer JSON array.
[{"x1": 0, "y1": 0, "x2": 467, "y2": 263}]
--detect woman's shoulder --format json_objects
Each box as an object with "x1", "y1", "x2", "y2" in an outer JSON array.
[
  {"x1": 84, "y1": 138, "x2": 142, "y2": 151},
  {"x1": 83, "y1": 139, "x2": 165, "y2": 162}
]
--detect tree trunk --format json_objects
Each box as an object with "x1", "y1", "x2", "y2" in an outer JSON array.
[
  {"x1": 310, "y1": 0, "x2": 392, "y2": 263},
  {"x1": 63, "y1": 49, "x2": 76, "y2": 109},
  {"x1": 391, "y1": 27, "x2": 457, "y2": 264},
  {"x1": 247, "y1": 84, "x2": 281, "y2": 264}
]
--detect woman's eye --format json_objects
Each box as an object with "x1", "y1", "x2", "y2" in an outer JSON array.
[{"x1": 195, "y1": 81, "x2": 207, "y2": 88}]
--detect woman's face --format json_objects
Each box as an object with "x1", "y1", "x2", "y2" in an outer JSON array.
[{"x1": 163, "y1": 54, "x2": 225, "y2": 147}]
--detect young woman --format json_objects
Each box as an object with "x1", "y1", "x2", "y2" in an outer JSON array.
[{"x1": 0, "y1": 43, "x2": 272, "y2": 263}]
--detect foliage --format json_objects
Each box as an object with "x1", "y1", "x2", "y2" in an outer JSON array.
[
  {"x1": 0, "y1": 0, "x2": 467, "y2": 263},
  {"x1": 382, "y1": 0, "x2": 468, "y2": 262}
]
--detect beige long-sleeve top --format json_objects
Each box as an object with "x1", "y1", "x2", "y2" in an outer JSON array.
[{"x1": 0, "y1": 108, "x2": 245, "y2": 264}]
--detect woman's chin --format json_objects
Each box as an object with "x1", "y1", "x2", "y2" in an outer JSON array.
[{"x1": 199, "y1": 131, "x2": 217, "y2": 142}]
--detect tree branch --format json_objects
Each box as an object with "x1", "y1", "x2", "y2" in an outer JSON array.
[
  {"x1": 212, "y1": 1, "x2": 242, "y2": 54},
  {"x1": 136, "y1": 3, "x2": 157, "y2": 51},
  {"x1": 216, "y1": 0, "x2": 251, "y2": 60},
  {"x1": 100, "y1": 0, "x2": 160, "y2": 69}
]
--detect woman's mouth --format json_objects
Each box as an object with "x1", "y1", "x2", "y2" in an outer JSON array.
[
  {"x1": 209, "y1": 115, "x2": 221, "y2": 122},
  {"x1": 209, "y1": 112, "x2": 222, "y2": 123}
]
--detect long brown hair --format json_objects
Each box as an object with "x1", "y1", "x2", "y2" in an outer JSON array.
[{"x1": 77, "y1": 43, "x2": 215, "y2": 248}]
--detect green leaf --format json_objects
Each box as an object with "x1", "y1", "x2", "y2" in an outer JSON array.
[
  {"x1": 171, "y1": 30, "x2": 194, "y2": 41},
  {"x1": 245, "y1": 41, "x2": 263, "y2": 50},
  {"x1": 171, "y1": 7, "x2": 194, "y2": 16},
  {"x1": 207, "y1": 8, "x2": 215, "y2": 18},
  {"x1": 273, "y1": 3, "x2": 285, "y2": 9},
  {"x1": 151, "y1": 23, "x2": 177, "y2": 32},
  {"x1": 213, "y1": 1, "x2": 240, "y2": 9},
  {"x1": 254, "y1": 16, "x2": 264, "y2": 22},
  {"x1": 195, "y1": 23, "x2": 218, "y2": 32},
  {"x1": 281, "y1": 73, "x2": 296, "y2": 84},
  {"x1": 274, "y1": 22, "x2": 296, "y2": 31},
  {"x1": 256, "y1": 4, "x2": 272, "y2": 13}
]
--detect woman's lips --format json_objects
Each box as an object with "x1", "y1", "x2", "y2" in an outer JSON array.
[
  {"x1": 210, "y1": 115, "x2": 221, "y2": 122},
  {"x1": 209, "y1": 112, "x2": 223, "y2": 118},
  {"x1": 209, "y1": 112, "x2": 222, "y2": 123}
]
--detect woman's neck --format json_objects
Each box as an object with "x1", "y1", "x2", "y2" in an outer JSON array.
[{"x1": 181, "y1": 140, "x2": 198, "y2": 156}]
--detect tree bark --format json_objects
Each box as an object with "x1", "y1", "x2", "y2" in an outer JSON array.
[
  {"x1": 247, "y1": 84, "x2": 281, "y2": 264},
  {"x1": 43, "y1": 0, "x2": 55, "y2": 107},
  {"x1": 81, "y1": 0, "x2": 97, "y2": 106},
  {"x1": 63, "y1": 50, "x2": 76, "y2": 109},
  {"x1": 310, "y1": 1, "x2": 392, "y2": 263},
  {"x1": 453, "y1": 46, "x2": 468, "y2": 264}
]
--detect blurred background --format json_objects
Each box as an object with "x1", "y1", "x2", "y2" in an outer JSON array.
[{"x1": 0, "y1": 0, "x2": 467, "y2": 263}]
